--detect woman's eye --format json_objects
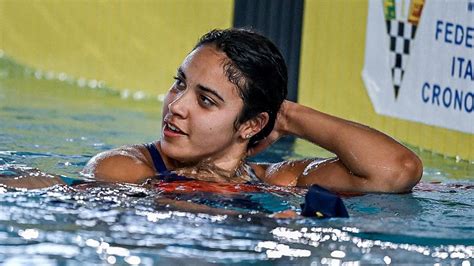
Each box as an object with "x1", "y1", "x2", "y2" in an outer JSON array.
[
  {"x1": 173, "y1": 76, "x2": 185, "y2": 89},
  {"x1": 199, "y1": 95, "x2": 215, "y2": 107}
]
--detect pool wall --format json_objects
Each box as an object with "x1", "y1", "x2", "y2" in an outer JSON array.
[
  {"x1": 0, "y1": 0, "x2": 233, "y2": 98},
  {"x1": 0, "y1": 0, "x2": 472, "y2": 161}
]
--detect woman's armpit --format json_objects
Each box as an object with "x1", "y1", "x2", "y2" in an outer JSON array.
[{"x1": 254, "y1": 160, "x2": 308, "y2": 186}]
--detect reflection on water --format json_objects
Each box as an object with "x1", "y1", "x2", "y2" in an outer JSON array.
[
  {"x1": 0, "y1": 181, "x2": 472, "y2": 264},
  {"x1": 0, "y1": 54, "x2": 473, "y2": 264}
]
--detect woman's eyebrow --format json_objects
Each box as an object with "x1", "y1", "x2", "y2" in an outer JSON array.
[
  {"x1": 178, "y1": 67, "x2": 224, "y2": 102},
  {"x1": 197, "y1": 85, "x2": 225, "y2": 103}
]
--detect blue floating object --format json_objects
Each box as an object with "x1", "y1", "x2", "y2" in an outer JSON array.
[{"x1": 301, "y1": 185, "x2": 349, "y2": 218}]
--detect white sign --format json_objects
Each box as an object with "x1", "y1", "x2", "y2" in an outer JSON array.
[{"x1": 362, "y1": 0, "x2": 474, "y2": 134}]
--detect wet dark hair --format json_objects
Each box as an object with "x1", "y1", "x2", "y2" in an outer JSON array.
[{"x1": 194, "y1": 28, "x2": 288, "y2": 148}]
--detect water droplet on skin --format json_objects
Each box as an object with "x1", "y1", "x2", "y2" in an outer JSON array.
[{"x1": 302, "y1": 158, "x2": 338, "y2": 176}]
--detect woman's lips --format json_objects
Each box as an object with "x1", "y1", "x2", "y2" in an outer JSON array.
[{"x1": 163, "y1": 122, "x2": 187, "y2": 137}]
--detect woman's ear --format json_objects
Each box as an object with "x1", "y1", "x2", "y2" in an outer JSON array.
[{"x1": 239, "y1": 112, "x2": 269, "y2": 140}]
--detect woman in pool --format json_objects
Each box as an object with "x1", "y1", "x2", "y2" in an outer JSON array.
[{"x1": 83, "y1": 28, "x2": 422, "y2": 193}]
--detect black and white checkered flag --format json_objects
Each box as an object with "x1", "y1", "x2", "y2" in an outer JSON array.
[{"x1": 385, "y1": 20, "x2": 417, "y2": 99}]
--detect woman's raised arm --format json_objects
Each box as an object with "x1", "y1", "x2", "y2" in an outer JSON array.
[{"x1": 253, "y1": 100, "x2": 423, "y2": 193}]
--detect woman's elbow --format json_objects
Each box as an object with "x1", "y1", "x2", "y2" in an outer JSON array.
[{"x1": 387, "y1": 153, "x2": 423, "y2": 193}]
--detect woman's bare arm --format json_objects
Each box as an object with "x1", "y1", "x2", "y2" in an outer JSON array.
[
  {"x1": 252, "y1": 100, "x2": 423, "y2": 193},
  {"x1": 0, "y1": 168, "x2": 66, "y2": 189},
  {"x1": 0, "y1": 145, "x2": 152, "y2": 189}
]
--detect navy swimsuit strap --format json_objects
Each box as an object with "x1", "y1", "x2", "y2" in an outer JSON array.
[
  {"x1": 144, "y1": 143, "x2": 190, "y2": 182},
  {"x1": 144, "y1": 143, "x2": 167, "y2": 173}
]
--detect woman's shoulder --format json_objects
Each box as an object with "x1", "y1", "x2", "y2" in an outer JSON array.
[{"x1": 82, "y1": 144, "x2": 155, "y2": 183}]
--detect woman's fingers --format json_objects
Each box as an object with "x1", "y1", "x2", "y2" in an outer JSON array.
[
  {"x1": 247, "y1": 100, "x2": 293, "y2": 156},
  {"x1": 247, "y1": 131, "x2": 280, "y2": 156}
]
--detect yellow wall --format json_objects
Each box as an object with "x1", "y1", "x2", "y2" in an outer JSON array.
[
  {"x1": 1, "y1": 0, "x2": 472, "y2": 160},
  {"x1": 0, "y1": 0, "x2": 233, "y2": 96},
  {"x1": 298, "y1": 0, "x2": 473, "y2": 161}
]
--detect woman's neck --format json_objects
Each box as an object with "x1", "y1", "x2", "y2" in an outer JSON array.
[
  {"x1": 156, "y1": 142, "x2": 246, "y2": 172},
  {"x1": 156, "y1": 141, "x2": 249, "y2": 182}
]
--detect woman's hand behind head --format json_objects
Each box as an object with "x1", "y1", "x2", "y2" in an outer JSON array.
[{"x1": 247, "y1": 100, "x2": 292, "y2": 156}]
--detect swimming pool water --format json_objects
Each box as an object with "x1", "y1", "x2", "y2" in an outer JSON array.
[{"x1": 0, "y1": 54, "x2": 473, "y2": 265}]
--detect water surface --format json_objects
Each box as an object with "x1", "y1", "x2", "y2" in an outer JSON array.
[{"x1": 0, "y1": 54, "x2": 473, "y2": 265}]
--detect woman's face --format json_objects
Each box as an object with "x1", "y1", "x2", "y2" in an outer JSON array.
[{"x1": 160, "y1": 45, "x2": 245, "y2": 163}]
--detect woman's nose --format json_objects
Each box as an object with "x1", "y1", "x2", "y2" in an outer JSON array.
[{"x1": 168, "y1": 90, "x2": 190, "y2": 118}]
